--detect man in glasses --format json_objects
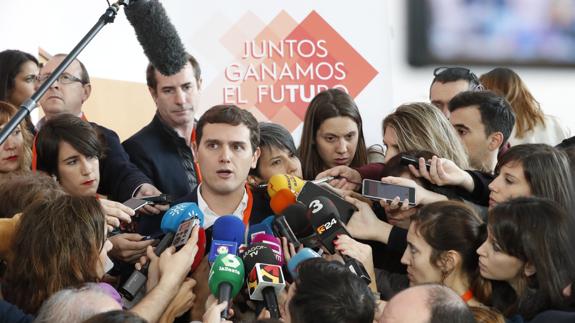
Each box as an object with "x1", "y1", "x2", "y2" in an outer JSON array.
[
  {"x1": 36, "y1": 54, "x2": 166, "y2": 265},
  {"x1": 429, "y1": 67, "x2": 482, "y2": 118}
]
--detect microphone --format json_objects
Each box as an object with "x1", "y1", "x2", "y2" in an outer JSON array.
[
  {"x1": 272, "y1": 215, "x2": 301, "y2": 249},
  {"x1": 209, "y1": 216, "x2": 245, "y2": 264},
  {"x1": 270, "y1": 189, "x2": 297, "y2": 215},
  {"x1": 208, "y1": 254, "x2": 245, "y2": 319},
  {"x1": 242, "y1": 243, "x2": 285, "y2": 319},
  {"x1": 287, "y1": 248, "x2": 321, "y2": 279},
  {"x1": 297, "y1": 181, "x2": 357, "y2": 224},
  {"x1": 124, "y1": 0, "x2": 188, "y2": 76},
  {"x1": 307, "y1": 196, "x2": 372, "y2": 285},
  {"x1": 282, "y1": 203, "x2": 320, "y2": 248},
  {"x1": 161, "y1": 202, "x2": 206, "y2": 271},
  {"x1": 267, "y1": 174, "x2": 305, "y2": 198},
  {"x1": 121, "y1": 203, "x2": 203, "y2": 300},
  {"x1": 247, "y1": 216, "x2": 275, "y2": 243},
  {"x1": 252, "y1": 234, "x2": 283, "y2": 266}
]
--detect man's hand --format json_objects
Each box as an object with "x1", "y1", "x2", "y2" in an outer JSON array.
[
  {"x1": 316, "y1": 166, "x2": 362, "y2": 191},
  {"x1": 159, "y1": 278, "x2": 197, "y2": 323},
  {"x1": 99, "y1": 198, "x2": 134, "y2": 231},
  {"x1": 135, "y1": 183, "x2": 169, "y2": 215},
  {"x1": 109, "y1": 233, "x2": 155, "y2": 263}
]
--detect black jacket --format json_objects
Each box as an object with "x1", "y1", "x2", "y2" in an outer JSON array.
[{"x1": 123, "y1": 114, "x2": 197, "y2": 200}]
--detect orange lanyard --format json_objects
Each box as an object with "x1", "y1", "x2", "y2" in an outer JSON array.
[
  {"x1": 242, "y1": 184, "x2": 254, "y2": 225},
  {"x1": 461, "y1": 289, "x2": 473, "y2": 303},
  {"x1": 190, "y1": 128, "x2": 202, "y2": 183}
]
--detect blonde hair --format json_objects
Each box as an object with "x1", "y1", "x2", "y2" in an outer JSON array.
[
  {"x1": 480, "y1": 68, "x2": 545, "y2": 139},
  {"x1": 383, "y1": 102, "x2": 469, "y2": 169},
  {"x1": 0, "y1": 101, "x2": 32, "y2": 174}
]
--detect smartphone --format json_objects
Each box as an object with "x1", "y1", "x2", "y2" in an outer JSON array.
[
  {"x1": 400, "y1": 155, "x2": 431, "y2": 171},
  {"x1": 123, "y1": 198, "x2": 151, "y2": 211},
  {"x1": 361, "y1": 179, "x2": 416, "y2": 206},
  {"x1": 140, "y1": 194, "x2": 173, "y2": 204},
  {"x1": 172, "y1": 218, "x2": 199, "y2": 248}
]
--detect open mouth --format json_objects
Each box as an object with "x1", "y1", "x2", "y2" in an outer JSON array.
[{"x1": 216, "y1": 169, "x2": 233, "y2": 178}]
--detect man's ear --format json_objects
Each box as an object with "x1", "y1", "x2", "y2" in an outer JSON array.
[
  {"x1": 251, "y1": 147, "x2": 261, "y2": 169},
  {"x1": 81, "y1": 83, "x2": 92, "y2": 103},
  {"x1": 488, "y1": 132, "x2": 504, "y2": 151},
  {"x1": 197, "y1": 78, "x2": 203, "y2": 91},
  {"x1": 524, "y1": 262, "x2": 537, "y2": 277},
  {"x1": 247, "y1": 174, "x2": 262, "y2": 186},
  {"x1": 439, "y1": 250, "x2": 461, "y2": 274}
]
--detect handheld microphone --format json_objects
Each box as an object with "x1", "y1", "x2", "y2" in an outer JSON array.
[
  {"x1": 267, "y1": 174, "x2": 305, "y2": 198},
  {"x1": 208, "y1": 254, "x2": 245, "y2": 319},
  {"x1": 209, "y1": 216, "x2": 245, "y2": 264},
  {"x1": 282, "y1": 203, "x2": 319, "y2": 248},
  {"x1": 121, "y1": 203, "x2": 204, "y2": 300},
  {"x1": 297, "y1": 181, "x2": 357, "y2": 224},
  {"x1": 124, "y1": 0, "x2": 188, "y2": 76},
  {"x1": 307, "y1": 197, "x2": 372, "y2": 285},
  {"x1": 247, "y1": 216, "x2": 275, "y2": 243},
  {"x1": 287, "y1": 248, "x2": 320, "y2": 279},
  {"x1": 270, "y1": 189, "x2": 297, "y2": 215},
  {"x1": 242, "y1": 243, "x2": 285, "y2": 319},
  {"x1": 252, "y1": 234, "x2": 283, "y2": 266}
]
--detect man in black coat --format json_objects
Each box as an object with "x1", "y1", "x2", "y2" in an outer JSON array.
[{"x1": 123, "y1": 54, "x2": 202, "y2": 200}]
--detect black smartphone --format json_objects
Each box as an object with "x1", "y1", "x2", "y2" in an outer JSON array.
[
  {"x1": 361, "y1": 179, "x2": 416, "y2": 206},
  {"x1": 400, "y1": 155, "x2": 431, "y2": 171},
  {"x1": 297, "y1": 182, "x2": 357, "y2": 224},
  {"x1": 123, "y1": 198, "x2": 151, "y2": 211},
  {"x1": 140, "y1": 194, "x2": 173, "y2": 204}
]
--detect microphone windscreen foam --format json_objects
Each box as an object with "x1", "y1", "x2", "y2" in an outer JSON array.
[
  {"x1": 267, "y1": 174, "x2": 305, "y2": 198},
  {"x1": 124, "y1": 0, "x2": 188, "y2": 76},
  {"x1": 161, "y1": 202, "x2": 204, "y2": 233},
  {"x1": 213, "y1": 215, "x2": 246, "y2": 244},
  {"x1": 242, "y1": 242, "x2": 278, "y2": 274},
  {"x1": 247, "y1": 216, "x2": 274, "y2": 243},
  {"x1": 270, "y1": 189, "x2": 296, "y2": 215},
  {"x1": 282, "y1": 203, "x2": 314, "y2": 238}
]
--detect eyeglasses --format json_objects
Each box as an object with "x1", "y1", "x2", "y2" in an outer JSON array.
[
  {"x1": 433, "y1": 67, "x2": 484, "y2": 91},
  {"x1": 36, "y1": 72, "x2": 85, "y2": 85}
]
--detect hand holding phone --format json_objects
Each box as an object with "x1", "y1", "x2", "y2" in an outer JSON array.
[
  {"x1": 361, "y1": 179, "x2": 416, "y2": 206},
  {"x1": 400, "y1": 155, "x2": 431, "y2": 171}
]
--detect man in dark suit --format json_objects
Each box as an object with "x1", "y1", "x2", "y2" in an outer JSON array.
[
  {"x1": 123, "y1": 54, "x2": 201, "y2": 200},
  {"x1": 36, "y1": 54, "x2": 163, "y2": 263}
]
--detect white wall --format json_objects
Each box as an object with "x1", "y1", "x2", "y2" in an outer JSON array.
[{"x1": 387, "y1": 1, "x2": 575, "y2": 139}]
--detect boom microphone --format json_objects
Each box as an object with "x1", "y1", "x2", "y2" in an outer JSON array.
[
  {"x1": 308, "y1": 196, "x2": 372, "y2": 285},
  {"x1": 124, "y1": 0, "x2": 188, "y2": 76}
]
